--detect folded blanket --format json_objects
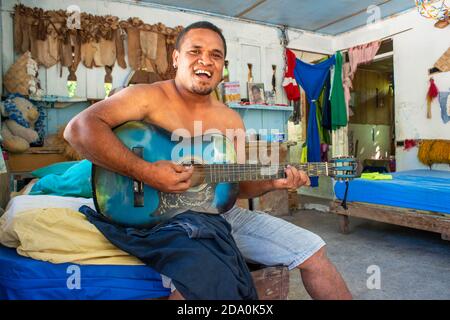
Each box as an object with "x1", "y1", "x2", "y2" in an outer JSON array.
[{"x1": 0, "y1": 195, "x2": 142, "y2": 265}]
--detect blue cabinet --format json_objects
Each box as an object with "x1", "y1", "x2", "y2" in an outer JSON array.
[{"x1": 228, "y1": 103, "x2": 293, "y2": 137}]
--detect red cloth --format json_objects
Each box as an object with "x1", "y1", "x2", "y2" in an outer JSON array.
[
  {"x1": 282, "y1": 49, "x2": 300, "y2": 101},
  {"x1": 427, "y1": 78, "x2": 439, "y2": 102},
  {"x1": 404, "y1": 139, "x2": 417, "y2": 150}
]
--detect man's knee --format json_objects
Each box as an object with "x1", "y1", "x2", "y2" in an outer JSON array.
[{"x1": 297, "y1": 246, "x2": 328, "y2": 270}]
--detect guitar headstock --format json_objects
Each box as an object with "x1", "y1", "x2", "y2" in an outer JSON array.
[{"x1": 330, "y1": 157, "x2": 358, "y2": 181}]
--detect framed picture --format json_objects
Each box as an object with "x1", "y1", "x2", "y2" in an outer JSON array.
[{"x1": 248, "y1": 83, "x2": 265, "y2": 104}]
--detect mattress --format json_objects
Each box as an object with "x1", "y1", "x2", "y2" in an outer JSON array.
[
  {"x1": 334, "y1": 170, "x2": 450, "y2": 215},
  {"x1": 0, "y1": 245, "x2": 170, "y2": 300}
]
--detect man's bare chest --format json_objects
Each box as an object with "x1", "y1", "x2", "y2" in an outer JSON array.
[{"x1": 147, "y1": 106, "x2": 230, "y2": 136}]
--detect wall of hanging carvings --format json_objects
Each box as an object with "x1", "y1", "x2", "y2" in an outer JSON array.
[
  {"x1": 0, "y1": 0, "x2": 333, "y2": 101},
  {"x1": 10, "y1": 3, "x2": 182, "y2": 94}
]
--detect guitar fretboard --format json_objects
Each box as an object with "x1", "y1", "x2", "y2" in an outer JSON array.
[{"x1": 194, "y1": 163, "x2": 334, "y2": 183}]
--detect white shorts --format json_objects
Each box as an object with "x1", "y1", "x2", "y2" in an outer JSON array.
[{"x1": 222, "y1": 206, "x2": 326, "y2": 270}]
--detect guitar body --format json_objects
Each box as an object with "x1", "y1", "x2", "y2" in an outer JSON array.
[{"x1": 92, "y1": 121, "x2": 239, "y2": 227}]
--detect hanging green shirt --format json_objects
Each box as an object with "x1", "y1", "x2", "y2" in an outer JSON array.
[
  {"x1": 317, "y1": 86, "x2": 331, "y2": 145},
  {"x1": 330, "y1": 52, "x2": 347, "y2": 130}
]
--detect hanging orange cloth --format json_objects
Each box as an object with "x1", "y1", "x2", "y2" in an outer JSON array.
[{"x1": 427, "y1": 78, "x2": 439, "y2": 119}]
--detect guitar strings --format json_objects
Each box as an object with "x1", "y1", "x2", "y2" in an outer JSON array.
[
  {"x1": 189, "y1": 165, "x2": 334, "y2": 171},
  {"x1": 186, "y1": 163, "x2": 351, "y2": 173},
  {"x1": 192, "y1": 166, "x2": 336, "y2": 178},
  {"x1": 191, "y1": 166, "x2": 335, "y2": 173},
  {"x1": 189, "y1": 163, "x2": 348, "y2": 182}
]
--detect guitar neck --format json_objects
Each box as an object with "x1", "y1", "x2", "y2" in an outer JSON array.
[{"x1": 196, "y1": 163, "x2": 333, "y2": 183}]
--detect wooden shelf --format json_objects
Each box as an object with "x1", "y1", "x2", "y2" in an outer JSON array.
[
  {"x1": 30, "y1": 96, "x2": 87, "y2": 103},
  {"x1": 6, "y1": 146, "x2": 68, "y2": 173},
  {"x1": 30, "y1": 96, "x2": 89, "y2": 109}
]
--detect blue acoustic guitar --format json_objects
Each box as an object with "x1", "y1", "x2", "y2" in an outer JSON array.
[{"x1": 92, "y1": 121, "x2": 357, "y2": 227}]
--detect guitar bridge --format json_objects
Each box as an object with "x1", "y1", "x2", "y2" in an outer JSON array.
[{"x1": 132, "y1": 147, "x2": 144, "y2": 207}]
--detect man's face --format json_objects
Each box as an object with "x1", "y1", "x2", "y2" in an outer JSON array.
[{"x1": 173, "y1": 28, "x2": 225, "y2": 96}]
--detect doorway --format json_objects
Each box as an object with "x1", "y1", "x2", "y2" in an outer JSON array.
[{"x1": 348, "y1": 40, "x2": 396, "y2": 173}]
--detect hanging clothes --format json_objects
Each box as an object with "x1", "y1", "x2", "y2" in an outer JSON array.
[
  {"x1": 316, "y1": 94, "x2": 331, "y2": 145},
  {"x1": 343, "y1": 41, "x2": 381, "y2": 109},
  {"x1": 315, "y1": 102, "x2": 325, "y2": 144},
  {"x1": 330, "y1": 51, "x2": 348, "y2": 130},
  {"x1": 282, "y1": 49, "x2": 301, "y2": 101},
  {"x1": 427, "y1": 78, "x2": 439, "y2": 119},
  {"x1": 348, "y1": 41, "x2": 381, "y2": 75},
  {"x1": 316, "y1": 72, "x2": 332, "y2": 146},
  {"x1": 342, "y1": 62, "x2": 353, "y2": 119},
  {"x1": 439, "y1": 91, "x2": 450, "y2": 123},
  {"x1": 293, "y1": 55, "x2": 336, "y2": 187},
  {"x1": 321, "y1": 73, "x2": 332, "y2": 130}
]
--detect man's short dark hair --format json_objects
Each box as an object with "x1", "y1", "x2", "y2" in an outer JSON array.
[{"x1": 175, "y1": 21, "x2": 227, "y2": 57}]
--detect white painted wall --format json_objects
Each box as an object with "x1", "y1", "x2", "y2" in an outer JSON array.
[
  {"x1": 0, "y1": 0, "x2": 332, "y2": 105},
  {"x1": 335, "y1": 9, "x2": 450, "y2": 171}
]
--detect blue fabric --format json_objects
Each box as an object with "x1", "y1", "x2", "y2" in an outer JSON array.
[
  {"x1": 79, "y1": 206, "x2": 258, "y2": 300},
  {"x1": 30, "y1": 160, "x2": 92, "y2": 198},
  {"x1": 321, "y1": 74, "x2": 332, "y2": 130},
  {"x1": 439, "y1": 91, "x2": 450, "y2": 124},
  {"x1": 334, "y1": 170, "x2": 450, "y2": 215},
  {"x1": 0, "y1": 245, "x2": 170, "y2": 300},
  {"x1": 31, "y1": 161, "x2": 80, "y2": 178},
  {"x1": 294, "y1": 56, "x2": 336, "y2": 187}
]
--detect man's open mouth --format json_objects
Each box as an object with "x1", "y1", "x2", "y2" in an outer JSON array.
[{"x1": 194, "y1": 69, "x2": 212, "y2": 80}]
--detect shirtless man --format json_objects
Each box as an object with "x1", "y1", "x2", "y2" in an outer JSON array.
[{"x1": 65, "y1": 21, "x2": 352, "y2": 300}]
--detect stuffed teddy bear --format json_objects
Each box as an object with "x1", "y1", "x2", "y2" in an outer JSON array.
[{"x1": 0, "y1": 95, "x2": 41, "y2": 153}]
